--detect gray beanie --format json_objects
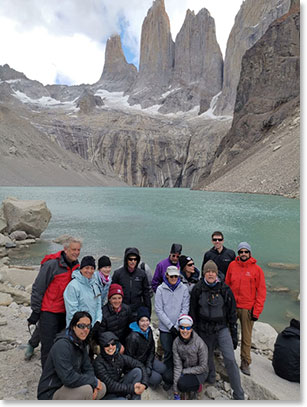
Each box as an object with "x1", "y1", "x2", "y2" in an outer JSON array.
[
  {"x1": 237, "y1": 242, "x2": 251, "y2": 252},
  {"x1": 203, "y1": 260, "x2": 218, "y2": 274}
]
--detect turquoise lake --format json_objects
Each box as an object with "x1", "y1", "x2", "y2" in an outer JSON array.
[{"x1": 0, "y1": 187, "x2": 300, "y2": 332}]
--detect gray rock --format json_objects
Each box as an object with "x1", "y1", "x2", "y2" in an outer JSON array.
[
  {"x1": 9, "y1": 231, "x2": 27, "y2": 241},
  {"x1": 0, "y1": 205, "x2": 6, "y2": 233},
  {"x1": 251, "y1": 321, "x2": 278, "y2": 351},
  {"x1": 0, "y1": 293, "x2": 13, "y2": 306},
  {"x1": 76, "y1": 89, "x2": 104, "y2": 114},
  {"x1": 0, "y1": 234, "x2": 13, "y2": 248},
  {"x1": 5, "y1": 241, "x2": 16, "y2": 249},
  {"x1": 0, "y1": 283, "x2": 30, "y2": 305},
  {"x1": 2, "y1": 197, "x2": 51, "y2": 237}
]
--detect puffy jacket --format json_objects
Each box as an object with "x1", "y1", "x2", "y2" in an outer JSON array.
[
  {"x1": 180, "y1": 266, "x2": 200, "y2": 294},
  {"x1": 272, "y1": 319, "x2": 300, "y2": 382},
  {"x1": 172, "y1": 331, "x2": 209, "y2": 393},
  {"x1": 125, "y1": 322, "x2": 155, "y2": 372},
  {"x1": 225, "y1": 256, "x2": 266, "y2": 318},
  {"x1": 64, "y1": 269, "x2": 102, "y2": 327},
  {"x1": 31, "y1": 251, "x2": 79, "y2": 314},
  {"x1": 94, "y1": 331, "x2": 148, "y2": 397},
  {"x1": 112, "y1": 248, "x2": 151, "y2": 314},
  {"x1": 37, "y1": 330, "x2": 98, "y2": 400},
  {"x1": 152, "y1": 257, "x2": 179, "y2": 293},
  {"x1": 190, "y1": 279, "x2": 238, "y2": 336},
  {"x1": 95, "y1": 271, "x2": 112, "y2": 306},
  {"x1": 202, "y1": 246, "x2": 236, "y2": 279},
  {"x1": 98, "y1": 302, "x2": 133, "y2": 344},
  {"x1": 155, "y1": 280, "x2": 190, "y2": 332}
]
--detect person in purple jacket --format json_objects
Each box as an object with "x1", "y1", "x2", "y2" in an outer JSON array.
[{"x1": 151, "y1": 243, "x2": 182, "y2": 293}]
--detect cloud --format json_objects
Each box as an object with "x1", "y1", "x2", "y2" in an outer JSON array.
[{"x1": 0, "y1": 0, "x2": 243, "y2": 85}]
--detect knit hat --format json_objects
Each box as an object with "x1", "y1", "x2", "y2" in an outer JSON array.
[
  {"x1": 179, "y1": 255, "x2": 193, "y2": 270},
  {"x1": 237, "y1": 242, "x2": 251, "y2": 253},
  {"x1": 203, "y1": 260, "x2": 218, "y2": 274},
  {"x1": 98, "y1": 255, "x2": 111, "y2": 269},
  {"x1": 178, "y1": 314, "x2": 193, "y2": 327},
  {"x1": 80, "y1": 255, "x2": 96, "y2": 269},
  {"x1": 170, "y1": 243, "x2": 182, "y2": 254},
  {"x1": 108, "y1": 283, "x2": 124, "y2": 299},
  {"x1": 166, "y1": 265, "x2": 180, "y2": 276},
  {"x1": 137, "y1": 306, "x2": 151, "y2": 322}
]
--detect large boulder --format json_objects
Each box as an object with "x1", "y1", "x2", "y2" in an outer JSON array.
[
  {"x1": 251, "y1": 321, "x2": 278, "y2": 351},
  {"x1": 0, "y1": 205, "x2": 6, "y2": 233},
  {"x1": 2, "y1": 197, "x2": 51, "y2": 237}
]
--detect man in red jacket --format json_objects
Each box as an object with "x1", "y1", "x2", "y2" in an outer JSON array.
[
  {"x1": 225, "y1": 242, "x2": 266, "y2": 376},
  {"x1": 28, "y1": 237, "x2": 82, "y2": 367}
]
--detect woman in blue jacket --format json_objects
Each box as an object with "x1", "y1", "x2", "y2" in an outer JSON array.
[{"x1": 64, "y1": 256, "x2": 102, "y2": 328}]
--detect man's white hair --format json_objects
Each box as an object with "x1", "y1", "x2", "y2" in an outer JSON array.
[{"x1": 63, "y1": 236, "x2": 83, "y2": 249}]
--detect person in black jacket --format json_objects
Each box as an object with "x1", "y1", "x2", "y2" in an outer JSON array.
[
  {"x1": 190, "y1": 260, "x2": 244, "y2": 400},
  {"x1": 201, "y1": 231, "x2": 235, "y2": 280},
  {"x1": 272, "y1": 319, "x2": 300, "y2": 383},
  {"x1": 94, "y1": 331, "x2": 148, "y2": 400},
  {"x1": 112, "y1": 247, "x2": 151, "y2": 319},
  {"x1": 98, "y1": 283, "x2": 133, "y2": 352},
  {"x1": 37, "y1": 311, "x2": 106, "y2": 400},
  {"x1": 125, "y1": 306, "x2": 166, "y2": 388}
]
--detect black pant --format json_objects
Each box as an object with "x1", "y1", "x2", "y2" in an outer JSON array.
[{"x1": 40, "y1": 311, "x2": 66, "y2": 368}]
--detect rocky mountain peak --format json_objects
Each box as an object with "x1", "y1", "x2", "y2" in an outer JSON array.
[
  {"x1": 0, "y1": 64, "x2": 27, "y2": 81},
  {"x1": 98, "y1": 34, "x2": 137, "y2": 92},
  {"x1": 128, "y1": 0, "x2": 175, "y2": 106}
]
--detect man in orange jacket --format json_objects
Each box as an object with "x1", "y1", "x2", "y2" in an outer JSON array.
[{"x1": 225, "y1": 242, "x2": 266, "y2": 376}]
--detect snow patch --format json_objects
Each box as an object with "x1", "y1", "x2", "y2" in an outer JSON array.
[
  {"x1": 199, "y1": 92, "x2": 233, "y2": 121},
  {"x1": 12, "y1": 90, "x2": 76, "y2": 110}
]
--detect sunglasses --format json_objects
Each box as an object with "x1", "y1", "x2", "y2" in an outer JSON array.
[
  {"x1": 171, "y1": 254, "x2": 180, "y2": 258},
  {"x1": 76, "y1": 323, "x2": 91, "y2": 330},
  {"x1": 179, "y1": 325, "x2": 192, "y2": 331},
  {"x1": 168, "y1": 275, "x2": 179, "y2": 279},
  {"x1": 239, "y1": 250, "x2": 250, "y2": 254},
  {"x1": 187, "y1": 262, "x2": 194, "y2": 267},
  {"x1": 212, "y1": 238, "x2": 223, "y2": 242},
  {"x1": 128, "y1": 258, "x2": 137, "y2": 262},
  {"x1": 104, "y1": 341, "x2": 116, "y2": 347}
]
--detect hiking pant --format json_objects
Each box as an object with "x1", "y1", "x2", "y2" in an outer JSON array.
[
  {"x1": 53, "y1": 384, "x2": 106, "y2": 400},
  {"x1": 102, "y1": 367, "x2": 143, "y2": 400},
  {"x1": 200, "y1": 327, "x2": 244, "y2": 400},
  {"x1": 40, "y1": 311, "x2": 66, "y2": 368},
  {"x1": 237, "y1": 308, "x2": 254, "y2": 365},
  {"x1": 148, "y1": 359, "x2": 167, "y2": 388},
  {"x1": 159, "y1": 331, "x2": 174, "y2": 370}
]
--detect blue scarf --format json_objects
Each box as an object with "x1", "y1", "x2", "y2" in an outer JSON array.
[
  {"x1": 203, "y1": 277, "x2": 219, "y2": 288},
  {"x1": 163, "y1": 273, "x2": 181, "y2": 291},
  {"x1": 129, "y1": 321, "x2": 150, "y2": 340}
]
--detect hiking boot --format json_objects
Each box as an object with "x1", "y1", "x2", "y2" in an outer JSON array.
[
  {"x1": 240, "y1": 359, "x2": 250, "y2": 376},
  {"x1": 24, "y1": 344, "x2": 34, "y2": 361}
]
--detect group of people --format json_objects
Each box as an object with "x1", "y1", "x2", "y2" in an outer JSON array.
[{"x1": 27, "y1": 231, "x2": 269, "y2": 400}]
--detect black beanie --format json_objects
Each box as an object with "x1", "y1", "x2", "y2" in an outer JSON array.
[
  {"x1": 137, "y1": 306, "x2": 151, "y2": 322},
  {"x1": 179, "y1": 255, "x2": 193, "y2": 270},
  {"x1": 170, "y1": 243, "x2": 182, "y2": 254},
  {"x1": 80, "y1": 255, "x2": 96, "y2": 269},
  {"x1": 98, "y1": 255, "x2": 111, "y2": 269}
]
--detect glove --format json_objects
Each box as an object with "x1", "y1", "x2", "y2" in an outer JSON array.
[
  {"x1": 170, "y1": 326, "x2": 178, "y2": 339},
  {"x1": 27, "y1": 311, "x2": 40, "y2": 325},
  {"x1": 230, "y1": 324, "x2": 238, "y2": 350},
  {"x1": 251, "y1": 315, "x2": 258, "y2": 321},
  {"x1": 174, "y1": 393, "x2": 181, "y2": 400}
]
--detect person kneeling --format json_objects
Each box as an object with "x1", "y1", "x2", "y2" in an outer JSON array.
[
  {"x1": 173, "y1": 315, "x2": 208, "y2": 400},
  {"x1": 125, "y1": 306, "x2": 166, "y2": 389},
  {"x1": 94, "y1": 331, "x2": 148, "y2": 400},
  {"x1": 37, "y1": 311, "x2": 106, "y2": 400}
]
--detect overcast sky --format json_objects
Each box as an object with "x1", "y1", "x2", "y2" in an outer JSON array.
[{"x1": 0, "y1": 0, "x2": 243, "y2": 86}]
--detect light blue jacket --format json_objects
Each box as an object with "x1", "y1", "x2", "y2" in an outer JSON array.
[
  {"x1": 64, "y1": 269, "x2": 102, "y2": 327},
  {"x1": 155, "y1": 281, "x2": 190, "y2": 332},
  {"x1": 95, "y1": 271, "x2": 112, "y2": 307}
]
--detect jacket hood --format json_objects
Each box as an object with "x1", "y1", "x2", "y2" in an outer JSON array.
[
  {"x1": 124, "y1": 247, "x2": 141, "y2": 269},
  {"x1": 41, "y1": 250, "x2": 62, "y2": 265},
  {"x1": 282, "y1": 326, "x2": 300, "y2": 338},
  {"x1": 72, "y1": 268, "x2": 95, "y2": 285},
  {"x1": 98, "y1": 331, "x2": 119, "y2": 347}
]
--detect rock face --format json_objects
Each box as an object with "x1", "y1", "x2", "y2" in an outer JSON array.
[
  {"x1": 198, "y1": 3, "x2": 300, "y2": 197},
  {"x1": 128, "y1": 0, "x2": 175, "y2": 107},
  {"x1": 159, "y1": 8, "x2": 223, "y2": 114},
  {"x1": 76, "y1": 89, "x2": 103, "y2": 114},
  {"x1": 214, "y1": 0, "x2": 291, "y2": 116},
  {"x1": 2, "y1": 197, "x2": 52, "y2": 237},
  {"x1": 98, "y1": 34, "x2": 137, "y2": 92}
]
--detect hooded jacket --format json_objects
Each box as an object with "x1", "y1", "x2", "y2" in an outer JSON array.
[
  {"x1": 225, "y1": 256, "x2": 266, "y2": 318},
  {"x1": 152, "y1": 257, "x2": 180, "y2": 293},
  {"x1": 272, "y1": 319, "x2": 300, "y2": 382},
  {"x1": 155, "y1": 279, "x2": 190, "y2": 332},
  {"x1": 64, "y1": 269, "x2": 102, "y2": 327},
  {"x1": 31, "y1": 251, "x2": 79, "y2": 314},
  {"x1": 93, "y1": 331, "x2": 148, "y2": 397},
  {"x1": 125, "y1": 322, "x2": 155, "y2": 372},
  {"x1": 37, "y1": 330, "x2": 98, "y2": 400},
  {"x1": 112, "y1": 248, "x2": 151, "y2": 314},
  {"x1": 172, "y1": 331, "x2": 209, "y2": 393}
]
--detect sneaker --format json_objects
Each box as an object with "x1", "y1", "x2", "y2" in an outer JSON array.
[
  {"x1": 240, "y1": 359, "x2": 251, "y2": 376},
  {"x1": 24, "y1": 344, "x2": 34, "y2": 361}
]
